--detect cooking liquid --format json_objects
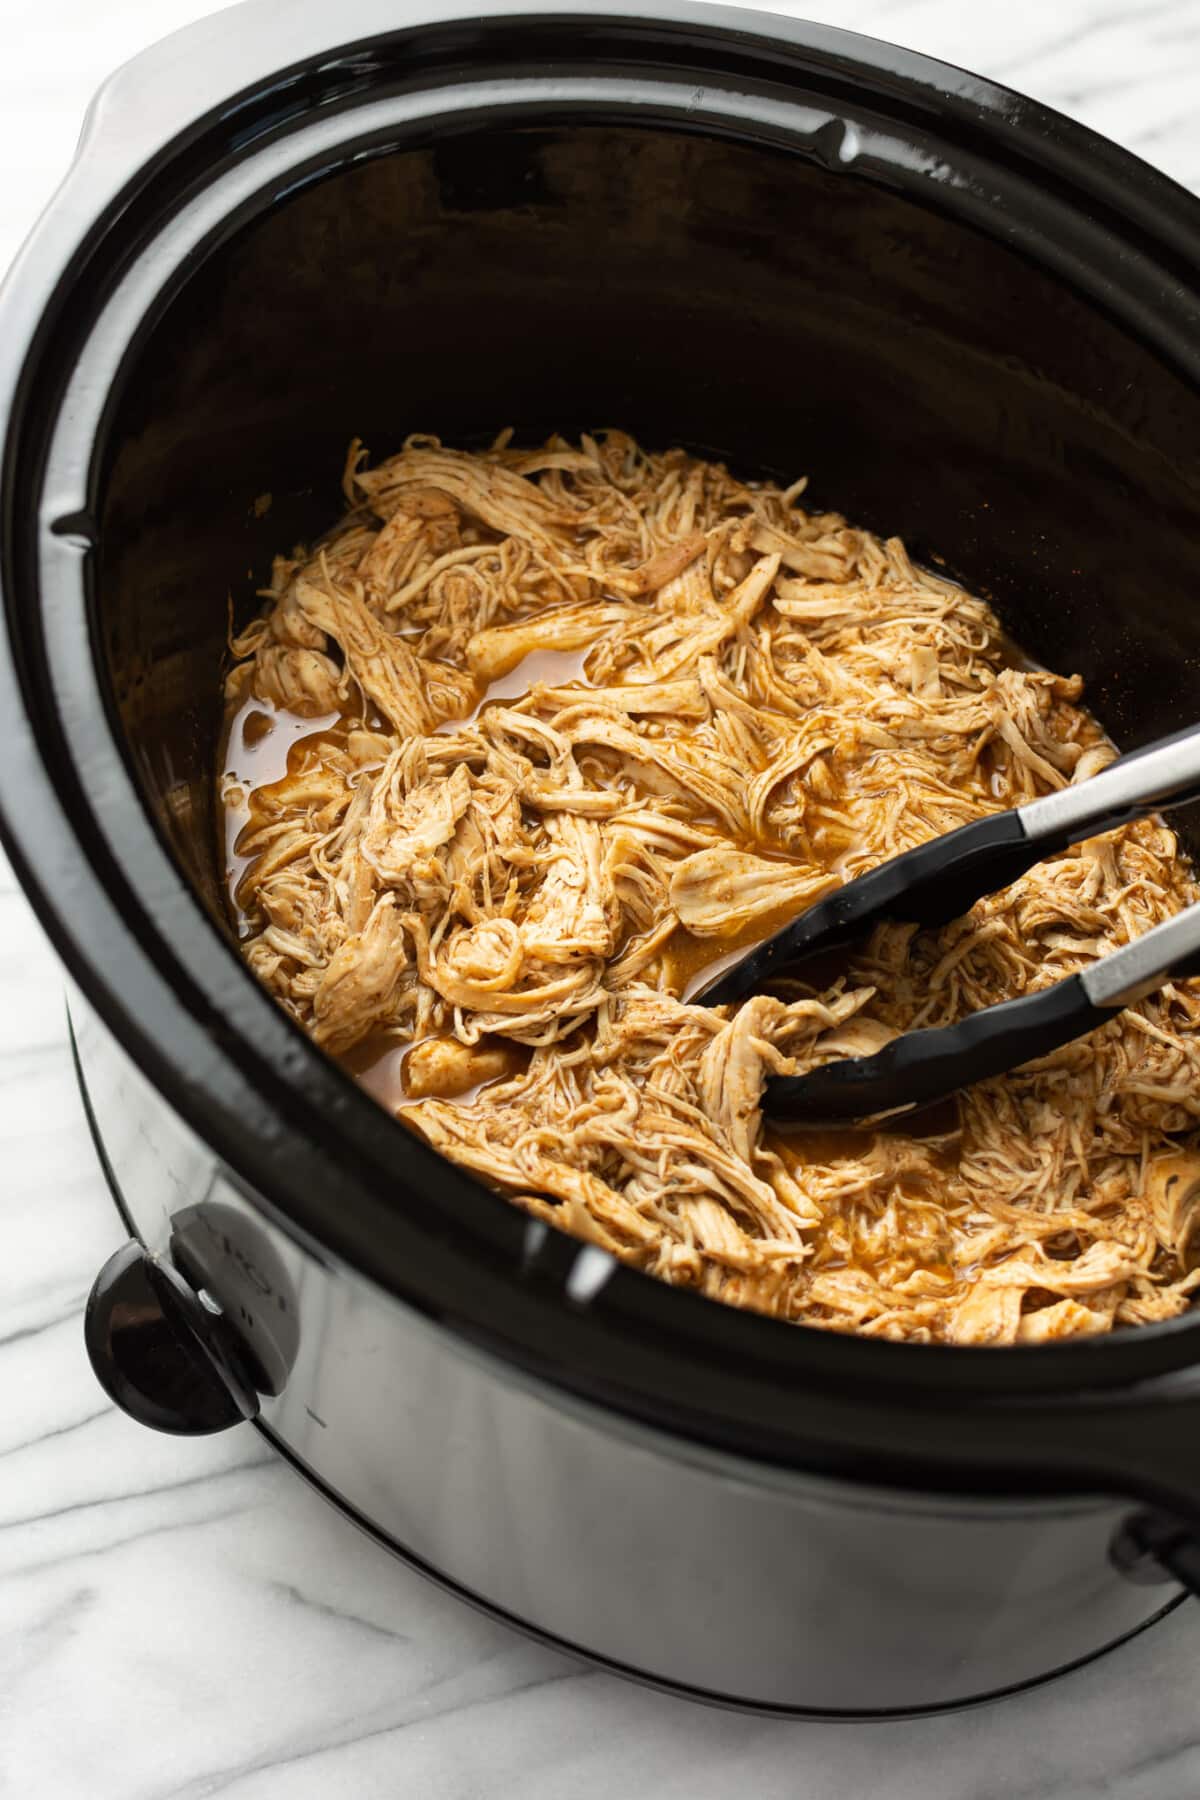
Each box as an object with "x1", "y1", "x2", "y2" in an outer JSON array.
[
  {"x1": 437, "y1": 644, "x2": 596, "y2": 732},
  {"x1": 670, "y1": 904, "x2": 837, "y2": 1003},
  {"x1": 342, "y1": 1031, "x2": 530, "y2": 1112},
  {"x1": 218, "y1": 695, "x2": 343, "y2": 927}
]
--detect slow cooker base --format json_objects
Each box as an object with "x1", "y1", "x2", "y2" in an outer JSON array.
[
  {"x1": 254, "y1": 1422, "x2": 1184, "y2": 1721},
  {"x1": 69, "y1": 1015, "x2": 1186, "y2": 1718},
  {"x1": 4, "y1": 0, "x2": 1200, "y2": 1723}
]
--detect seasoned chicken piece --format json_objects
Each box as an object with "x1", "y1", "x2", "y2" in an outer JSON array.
[
  {"x1": 467, "y1": 602, "x2": 634, "y2": 682},
  {"x1": 402, "y1": 1035, "x2": 522, "y2": 1099},
  {"x1": 618, "y1": 530, "x2": 708, "y2": 596},
  {"x1": 355, "y1": 444, "x2": 576, "y2": 548},
  {"x1": 539, "y1": 679, "x2": 708, "y2": 719},
  {"x1": 670, "y1": 847, "x2": 838, "y2": 937},
  {"x1": 626, "y1": 552, "x2": 781, "y2": 682},
  {"x1": 358, "y1": 506, "x2": 427, "y2": 605},
  {"x1": 521, "y1": 814, "x2": 617, "y2": 963},
  {"x1": 312, "y1": 895, "x2": 409, "y2": 1053},
  {"x1": 254, "y1": 646, "x2": 343, "y2": 715},
  {"x1": 813, "y1": 1018, "x2": 897, "y2": 1061},
  {"x1": 1017, "y1": 1299, "x2": 1115, "y2": 1342},
  {"x1": 362, "y1": 757, "x2": 473, "y2": 886},
  {"x1": 558, "y1": 713, "x2": 750, "y2": 835},
  {"x1": 978, "y1": 1238, "x2": 1153, "y2": 1296},
  {"x1": 292, "y1": 572, "x2": 474, "y2": 733},
  {"x1": 948, "y1": 1283, "x2": 1023, "y2": 1346},
  {"x1": 748, "y1": 521, "x2": 853, "y2": 581},
  {"x1": 698, "y1": 996, "x2": 788, "y2": 1164},
  {"x1": 1145, "y1": 1153, "x2": 1200, "y2": 1263}
]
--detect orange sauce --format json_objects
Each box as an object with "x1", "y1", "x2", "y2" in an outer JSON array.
[
  {"x1": 667, "y1": 901, "x2": 799, "y2": 1000},
  {"x1": 670, "y1": 915, "x2": 853, "y2": 1003},
  {"x1": 218, "y1": 694, "x2": 342, "y2": 923},
  {"x1": 436, "y1": 644, "x2": 594, "y2": 733},
  {"x1": 340, "y1": 1032, "x2": 410, "y2": 1110},
  {"x1": 764, "y1": 1125, "x2": 876, "y2": 1168},
  {"x1": 339, "y1": 1029, "x2": 528, "y2": 1113},
  {"x1": 766, "y1": 1110, "x2": 962, "y2": 1281}
]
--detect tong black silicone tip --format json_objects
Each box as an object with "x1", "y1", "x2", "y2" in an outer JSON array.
[{"x1": 695, "y1": 723, "x2": 1200, "y2": 1123}]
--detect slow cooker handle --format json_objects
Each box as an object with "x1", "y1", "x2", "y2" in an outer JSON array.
[
  {"x1": 967, "y1": 1380, "x2": 1200, "y2": 1595},
  {"x1": 1110, "y1": 1418, "x2": 1200, "y2": 1595},
  {"x1": 85, "y1": 1241, "x2": 261, "y2": 1434},
  {"x1": 1111, "y1": 1511, "x2": 1200, "y2": 1593}
]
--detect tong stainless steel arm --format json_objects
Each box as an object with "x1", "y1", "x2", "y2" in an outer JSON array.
[
  {"x1": 694, "y1": 723, "x2": 1200, "y2": 1124},
  {"x1": 765, "y1": 898, "x2": 1200, "y2": 1124}
]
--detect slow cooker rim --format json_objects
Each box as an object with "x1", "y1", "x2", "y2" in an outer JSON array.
[{"x1": 8, "y1": 0, "x2": 1200, "y2": 1492}]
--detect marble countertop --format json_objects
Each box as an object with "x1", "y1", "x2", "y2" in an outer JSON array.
[{"x1": 4, "y1": 1, "x2": 1200, "y2": 1793}]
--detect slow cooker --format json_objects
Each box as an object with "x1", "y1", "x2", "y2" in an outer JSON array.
[{"x1": 5, "y1": 0, "x2": 1200, "y2": 1716}]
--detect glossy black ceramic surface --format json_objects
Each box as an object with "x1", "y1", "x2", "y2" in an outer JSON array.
[{"x1": 6, "y1": 1, "x2": 1200, "y2": 1522}]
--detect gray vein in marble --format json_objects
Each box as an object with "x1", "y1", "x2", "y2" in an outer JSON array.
[
  {"x1": 0, "y1": 1298, "x2": 81, "y2": 1351},
  {"x1": 0, "y1": 1585, "x2": 97, "y2": 1689},
  {"x1": 5, "y1": 3, "x2": 1200, "y2": 1797},
  {"x1": 159, "y1": 1662, "x2": 594, "y2": 1800},
  {"x1": 986, "y1": 0, "x2": 1186, "y2": 74},
  {"x1": 262, "y1": 1576, "x2": 416, "y2": 1647},
  {"x1": 1, "y1": 1402, "x2": 112, "y2": 1460},
  {"x1": 0, "y1": 1461, "x2": 266, "y2": 1554}
]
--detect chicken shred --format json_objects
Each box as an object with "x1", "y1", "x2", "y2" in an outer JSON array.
[{"x1": 222, "y1": 431, "x2": 1200, "y2": 1343}]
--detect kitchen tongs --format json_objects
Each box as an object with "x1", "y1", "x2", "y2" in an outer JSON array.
[{"x1": 698, "y1": 724, "x2": 1200, "y2": 1124}]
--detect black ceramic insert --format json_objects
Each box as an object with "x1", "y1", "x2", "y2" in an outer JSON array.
[{"x1": 5, "y1": 5, "x2": 1200, "y2": 1527}]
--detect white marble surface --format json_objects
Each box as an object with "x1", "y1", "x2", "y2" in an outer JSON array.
[{"x1": 4, "y1": 1, "x2": 1200, "y2": 1793}]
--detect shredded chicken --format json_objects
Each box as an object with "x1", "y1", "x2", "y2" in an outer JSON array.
[{"x1": 221, "y1": 431, "x2": 1200, "y2": 1343}]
